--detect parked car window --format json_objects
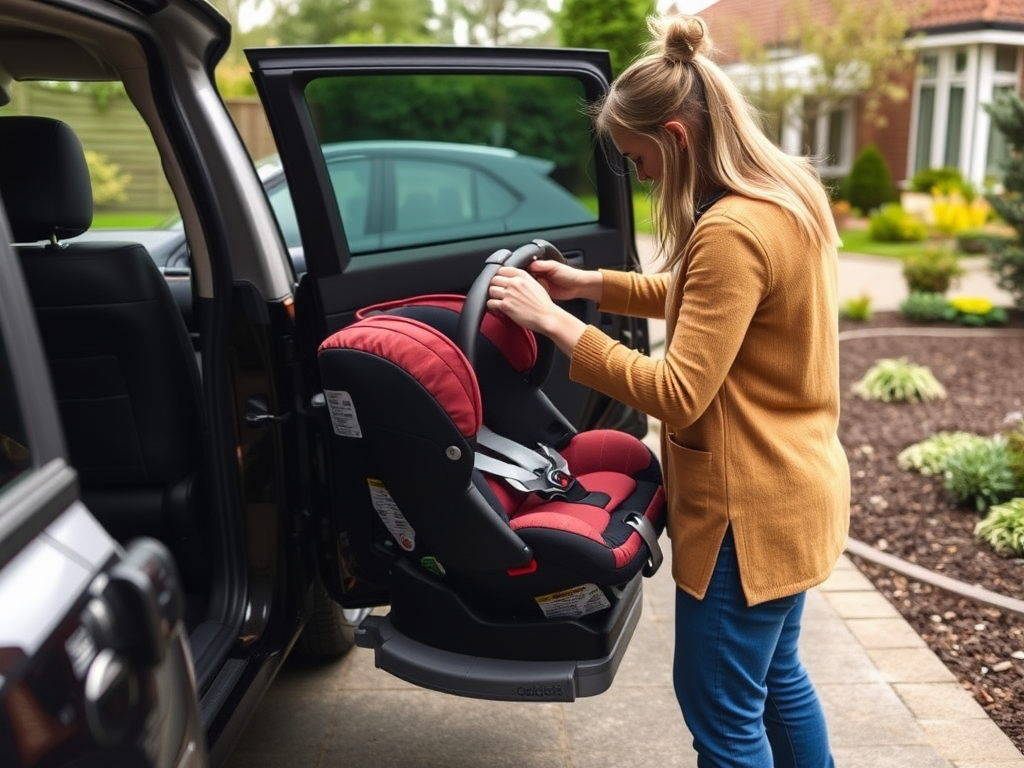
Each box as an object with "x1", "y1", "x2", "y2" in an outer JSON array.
[
  {"x1": 0, "y1": 336, "x2": 30, "y2": 492},
  {"x1": 303, "y1": 73, "x2": 599, "y2": 255}
]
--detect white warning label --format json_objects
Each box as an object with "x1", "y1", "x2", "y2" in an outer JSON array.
[
  {"x1": 324, "y1": 389, "x2": 363, "y2": 438},
  {"x1": 535, "y1": 583, "x2": 610, "y2": 619},
  {"x1": 367, "y1": 478, "x2": 415, "y2": 551}
]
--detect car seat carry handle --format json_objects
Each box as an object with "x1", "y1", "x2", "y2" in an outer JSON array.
[{"x1": 457, "y1": 240, "x2": 566, "y2": 385}]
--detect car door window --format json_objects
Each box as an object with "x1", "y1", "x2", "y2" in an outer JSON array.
[{"x1": 302, "y1": 73, "x2": 599, "y2": 255}]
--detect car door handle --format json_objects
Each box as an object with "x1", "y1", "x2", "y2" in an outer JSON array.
[{"x1": 245, "y1": 395, "x2": 292, "y2": 425}]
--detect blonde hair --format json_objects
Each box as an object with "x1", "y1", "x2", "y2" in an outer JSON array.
[{"x1": 591, "y1": 15, "x2": 840, "y2": 271}]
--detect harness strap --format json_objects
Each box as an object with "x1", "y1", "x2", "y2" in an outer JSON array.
[
  {"x1": 475, "y1": 425, "x2": 583, "y2": 499},
  {"x1": 624, "y1": 512, "x2": 664, "y2": 576}
]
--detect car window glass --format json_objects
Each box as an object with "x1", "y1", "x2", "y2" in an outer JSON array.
[
  {"x1": 0, "y1": 336, "x2": 31, "y2": 493},
  {"x1": 328, "y1": 157, "x2": 371, "y2": 239},
  {"x1": 302, "y1": 73, "x2": 599, "y2": 255}
]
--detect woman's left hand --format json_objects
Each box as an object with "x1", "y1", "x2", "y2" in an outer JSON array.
[{"x1": 487, "y1": 266, "x2": 587, "y2": 355}]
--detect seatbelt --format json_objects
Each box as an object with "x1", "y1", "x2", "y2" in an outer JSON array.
[{"x1": 474, "y1": 425, "x2": 595, "y2": 501}]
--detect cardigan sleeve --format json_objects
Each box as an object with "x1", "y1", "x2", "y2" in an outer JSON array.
[
  {"x1": 597, "y1": 268, "x2": 671, "y2": 319},
  {"x1": 570, "y1": 212, "x2": 772, "y2": 428}
]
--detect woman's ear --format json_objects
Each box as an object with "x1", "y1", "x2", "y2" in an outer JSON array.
[{"x1": 664, "y1": 121, "x2": 687, "y2": 150}]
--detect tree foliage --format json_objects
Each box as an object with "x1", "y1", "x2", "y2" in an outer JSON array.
[
  {"x1": 983, "y1": 90, "x2": 1024, "y2": 309},
  {"x1": 267, "y1": 0, "x2": 435, "y2": 45},
  {"x1": 735, "y1": 0, "x2": 921, "y2": 130},
  {"x1": 557, "y1": 0, "x2": 655, "y2": 76},
  {"x1": 434, "y1": 0, "x2": 552, "y2": 46}
]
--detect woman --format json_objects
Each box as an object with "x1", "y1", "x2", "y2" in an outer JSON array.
[{"x1": 487, "y1": 14, "x2": 851, "y2": 768}]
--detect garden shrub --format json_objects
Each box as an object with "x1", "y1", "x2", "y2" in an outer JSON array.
[
  {"x1": 975, "y1": 498, "x2": 1024, "y2": 556},
  {"x1": 910, "y1": 166, "x2": 976, "y2": 199},
  {"x1": 85, "y1": 149, "x2": 131, "y2": 207},
  {"x1": 943, "y1": 296, "x2": 1007, "y2": 326},
  {"x1": 844, "y1": 144, "x2": 896, "y2": 213},
  {"x1": 869, "y1": 203, "x2": 928, "y2": 243},
  {"x1": 988, "y1": 245, "x2": 1024, "y2": 311},
  {"x1": 897, "y1": 431, "x2": 989, "y2": 476},
  {"x1": 931, "y1": 190, "x2": 990, "y2": 236},
  {"x1": 898, "y1": 291, "x2": 949, "y2": 322},
  {"x1": 839, "y1": 294, "x2": 872, "y2": 321},
  {"x1": 851, "y1": 357, "x2": 946, "y2": 403},
  {"x1": 943, "y1": 435, "x2": 1018, "y2": 512},
  {"x1": 901, "y1": 246, "x2": 963, "y2": 293},
  {"x1": 956, "y1": 228, "x2": 1015, "y2": 255}
]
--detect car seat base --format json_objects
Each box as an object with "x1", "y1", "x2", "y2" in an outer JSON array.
[{"x1": 354, "y1": 573, "x2": 644, "y2": 702}]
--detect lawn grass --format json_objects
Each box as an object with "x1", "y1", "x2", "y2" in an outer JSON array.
[{"x1": 92, "y1": 211, "x2": 174, "y2": 228}]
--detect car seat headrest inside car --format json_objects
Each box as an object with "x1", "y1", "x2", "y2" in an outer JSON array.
[{"x1": 0, "y1": 115, "x2": 93, "y2": 243}]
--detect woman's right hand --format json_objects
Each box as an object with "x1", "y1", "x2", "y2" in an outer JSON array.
[{"x1": 528, "y1": 259, "x2": 603, "y2": 303}]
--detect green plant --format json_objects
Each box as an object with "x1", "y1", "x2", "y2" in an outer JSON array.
[
  {"x1": 851, "y1": 357, "x2": 947, "y2": 403},
  {"x1": 844, "y1": 144, "x2": 897, "y2": 213},
  {"x1": 901, "y1": 246, "x2": 964, "y2": 294},
  {"x1": 984, "y1": 90, "x2": 1024, "y2": 311},
  {"x1": 868, "y1": 203, "x2": 928, "y2": 243},
  {"x1": 931, "y1": 190, "x2": 991, "y2": 236},
  {"x1": 839, "y1": 294, "x2": 872, "y2": 321},
  {"x1": 898, "y1": 291, "x2": 950, "y2": 321},
  {"x1": 84, "y1": 149, "x2": 132, "y2": 208},
  {"x1": 909, "y1": 166, "x2": 976, "y2": 199},
  {"x1": 988, "y1": 245, "x2": 1024, "y2": 311},
  {"x1": 898, "y1": 431, "x2": 990, "y2": 476},
  {"x1": 956, "y1": 227, "x2": 1015, "y2": 255},
  {"x1": 942, "y1": 296, "x2": 1008, "y2": 326},
  {"x1": 975, "y1": 498, "x2": 1024, "y2": 556},
  {"x1": 943, "y1": 435, "x2": 1018, "y2": 512}
]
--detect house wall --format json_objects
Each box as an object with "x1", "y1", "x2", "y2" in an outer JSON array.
[{"x1": 855, "y1": 68, "x2": 916, "y2": 189}]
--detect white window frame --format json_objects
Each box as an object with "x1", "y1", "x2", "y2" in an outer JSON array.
[{"x1": 906, "y1": 31, "x2": 1023, "y2": 188}]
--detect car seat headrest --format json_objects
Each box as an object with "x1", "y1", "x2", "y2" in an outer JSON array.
[
  {"x1": 0, "y1": 116, "x2": 93, "y2": 243},
  {"x1": 356, "y1": 294, "x2": 538, "y2": 373},
  {"x1": 319, "y1": 314, "x2": 483, "y2": 437}
]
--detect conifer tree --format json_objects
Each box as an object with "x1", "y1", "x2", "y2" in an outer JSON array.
[{"x1": 984, "y1": 91, "x2": 1024, "y2": 309}]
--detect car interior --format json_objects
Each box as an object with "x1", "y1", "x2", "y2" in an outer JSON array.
[{"x1": 0, "y1": 2, "x2": 278, "y2": 702}]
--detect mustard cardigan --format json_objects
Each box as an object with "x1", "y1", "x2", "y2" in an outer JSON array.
[{"x1": 569, "y1": 195, "x2": 850, "y2": 605}]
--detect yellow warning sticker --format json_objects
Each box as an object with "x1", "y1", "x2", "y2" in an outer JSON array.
[
  {"x1": 534, "y1": 583, "x2": 610, "y2": 619},
  {"x1": 367, "y1": 478, "x2": 415, "y2": 551}
]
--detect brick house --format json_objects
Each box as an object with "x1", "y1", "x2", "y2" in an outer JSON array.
[{"x1": 674, "y1": 0, "x2": 1024, "y2": 191}]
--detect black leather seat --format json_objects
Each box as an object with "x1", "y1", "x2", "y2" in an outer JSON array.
[{"x1": 0, "y1": 116, "x2": 207, "y2": 580}]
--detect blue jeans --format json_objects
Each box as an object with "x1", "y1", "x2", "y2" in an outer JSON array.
[{"x1": 673, "y1": 529, "x2": 834, "y2": 767}]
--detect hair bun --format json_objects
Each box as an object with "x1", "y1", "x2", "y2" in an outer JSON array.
[{"x1": 648, "y1": 14, "x2": 712, "y2": 63}]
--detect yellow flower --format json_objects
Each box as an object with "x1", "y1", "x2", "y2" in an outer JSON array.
[{"x1": 949, "y1": 296, "x2": 994, "y2": 315}]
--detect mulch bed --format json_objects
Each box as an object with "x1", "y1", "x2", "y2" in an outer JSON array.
[{"x1": 838, "y1": 309, "x2": 1024, "y2": 753}]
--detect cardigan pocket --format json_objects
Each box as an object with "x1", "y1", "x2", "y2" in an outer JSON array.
[{"x1": 664, "y1": 434, "x2": 713, "y2": 515}]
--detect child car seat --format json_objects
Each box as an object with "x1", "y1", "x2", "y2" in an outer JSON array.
[{"x1": 314, "y1": 240, "x2": 666, "y2": 700}]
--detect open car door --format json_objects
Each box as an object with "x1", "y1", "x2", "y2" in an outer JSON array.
[{"x1": 247, "y1": 45, "x2": 664, "y2": 702}]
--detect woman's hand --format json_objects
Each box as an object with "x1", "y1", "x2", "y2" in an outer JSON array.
[
  {"x1": 487, "y1": 266, "x2": 587, "y2": 356},
  {"x1": 527, "y1": 259, "x2": 603, "y2": 303}
]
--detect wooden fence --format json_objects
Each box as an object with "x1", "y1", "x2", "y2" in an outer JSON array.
[{"x1": 7, "y1": 83, "x2": 276, "y2": 214}]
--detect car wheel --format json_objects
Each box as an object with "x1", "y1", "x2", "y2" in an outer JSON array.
[{"x1": 295, "y1": 579, "x2": 371, "y2": 660}]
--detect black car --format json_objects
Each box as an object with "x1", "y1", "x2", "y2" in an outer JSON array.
[{"x1": 0, "y1": 1, "x2": 656, "y2": 765}]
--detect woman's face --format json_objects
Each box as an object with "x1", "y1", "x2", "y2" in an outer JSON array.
[{"x1": 610, "y1": 127, "x2": 664, "y2": 184}]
